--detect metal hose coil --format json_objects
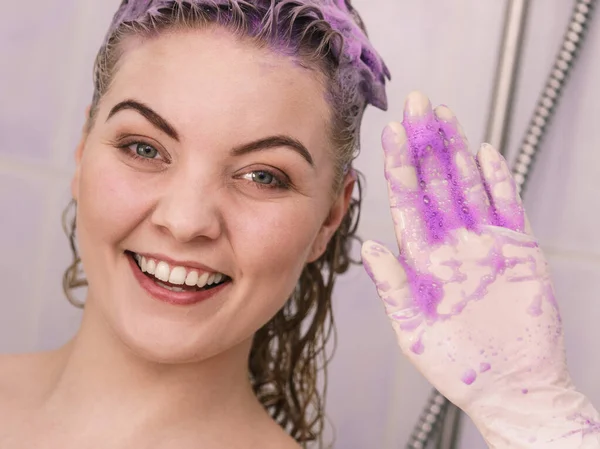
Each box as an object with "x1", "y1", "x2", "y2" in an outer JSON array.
[
  {"x1": 514, "y1": 0, "x2": 597, "y2": 195},
  {"x1": 406, "y1": 390, "x2": 449, "y2": 449}
]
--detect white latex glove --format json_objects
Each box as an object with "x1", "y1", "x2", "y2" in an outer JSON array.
[{"x1": 362, "y1": 91, "x2": 600, "y2": 448}]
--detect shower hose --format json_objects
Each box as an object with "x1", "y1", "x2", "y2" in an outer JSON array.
[{"x1": 405, "y1": 0, "x2": 598, "y2": 448}]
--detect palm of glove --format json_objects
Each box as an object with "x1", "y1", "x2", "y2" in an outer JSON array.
[{"x1": 362, "y1": 92, "x2": 568, "y2": 413}]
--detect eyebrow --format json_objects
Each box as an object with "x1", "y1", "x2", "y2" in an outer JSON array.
[
  {"x1": 107, "y1": 100, "x2": 180, "y2": 141},
  {"x1": 106, "y1": 99, "x2": 314, "y2": 167},
  {"x1": 231, "y1": 135, "x2": 314, "y2": 167}
]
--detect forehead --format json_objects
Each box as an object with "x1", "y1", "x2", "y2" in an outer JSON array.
[{"x1": 105, "y1": 28, "x2": 333, "y2": 157}]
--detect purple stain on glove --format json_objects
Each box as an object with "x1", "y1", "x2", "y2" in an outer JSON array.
[
  {"x1": 404, "y1": 264, "x2": 443, "y2": 319},
  {"x1": 400, "y1": 110, "x2": 482, "y2": 245},
  {"x1": 479, "y1": 362, "x2": 491, "y2": 373},
  {"x1": 410, "y1": 338, "x2": 424, "y2": 355},
  {"x1": 563, "y1": 414, "x2": 600, "y2": 438},
  {"x1": 461, "y1": 368, "x2": 477, "y2": 385},
  {"x1": 476, "y1": 147, "x2": 527, "y2": 233}
]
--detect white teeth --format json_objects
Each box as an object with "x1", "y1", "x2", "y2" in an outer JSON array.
[
  {"x1": 207, "y1": 273, "x2": 216, "y2": 286},
  {"x1": 185, "y1": 271, "x2": 199, "y2": 286},
  {"x1": 155, "y1": 261, "x2": 170, "y2": 282},
  {"x1": 146, "y1": 259, "x2": 156, "y2": 275},
  {"x1": 197, "y1": 272, "x2": 210, "y2": 288},
  {"x1": 134, "y1": 253, "x2": 226, "y2": 291},
  {"x1": 169, "y1": 266, "x2": 187, "y2": 285}
]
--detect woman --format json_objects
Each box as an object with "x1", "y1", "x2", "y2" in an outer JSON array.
[{"x1": 0, "y1": 1, "x2": 597, "y2": 448}]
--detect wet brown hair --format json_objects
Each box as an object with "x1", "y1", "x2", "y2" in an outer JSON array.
[{"x1": 63, "y1": 1, "x2": 369, "y2": 446}]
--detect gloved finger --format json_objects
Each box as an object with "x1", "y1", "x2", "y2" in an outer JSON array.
[
  {"x1": 476, "y1": 143, "x2": 532, "y2": 236},
  {"x1": 400, "y1": 91, "x2": 451, "y2": 247},
  {"x1": 434, "y1": 105, "x2": 492, "y2": 228},
  {"x1": 361, "y1": 240, "x2": 420, "y2": 324},
  {"x1": 362, "y1": 240, "x2": 430, "y2": 357},
  {"x1": 381, "y1": 119, "x2": 430, "y2": 265}
]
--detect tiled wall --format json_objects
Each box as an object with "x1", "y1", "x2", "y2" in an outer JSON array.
[
  {"x1": 1, "y1": 1, "x2": 598, "y2": 448},
  {"x1": 0, "y1": 1, "x2": 118, "y2": 353}
]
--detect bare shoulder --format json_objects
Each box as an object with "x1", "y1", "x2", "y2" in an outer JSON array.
[
  {"x1": 0, "y1": 353, "x2": 34, "y2": 392},
  {"x1": 0, "y1": 351, "x2": 58, "y2": 404}
]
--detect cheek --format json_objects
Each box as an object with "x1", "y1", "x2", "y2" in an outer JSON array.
[
  {"x1": 229, "y1": 198, "x2": 323, "y2": 278},
  {"x1": 223, "y1": 199, "x2": 325, "y2": 333},
  {"x1": 77, "y1": 148, "x2": 151, "y2": 251}
]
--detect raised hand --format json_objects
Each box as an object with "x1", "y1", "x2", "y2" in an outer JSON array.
[{"x1": 362, "y1": 91, "x2": 600, "y2": 447}]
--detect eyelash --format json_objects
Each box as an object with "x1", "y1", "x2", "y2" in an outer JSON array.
[
  {"x1": 240, "y1": 170, "x2": 290, "y2": 190},
  {"x1": 114, "y1": 138, "x2": 168, "y2": 163},
  {"x1": 114, "y1": 139, "x2": 291, "y2": 190}
]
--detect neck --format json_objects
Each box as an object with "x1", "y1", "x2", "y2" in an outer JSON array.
[{"x1": 41, "y1": 298, "x2": 265, "y2": 439}]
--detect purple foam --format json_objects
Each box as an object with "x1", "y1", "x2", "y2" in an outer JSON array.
[{"x1": 98, "y1": 0, "x2": 390, "y2": 111}]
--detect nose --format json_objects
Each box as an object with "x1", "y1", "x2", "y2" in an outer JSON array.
[{"x1": 150, "y1": 173, "x2": 223, "y2": 243}]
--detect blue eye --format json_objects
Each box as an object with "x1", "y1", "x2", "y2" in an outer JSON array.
[
  {"x1": 134, "y1": 143, "x2": 159, "y2": 159},
  {"x1": 241, "y1": 169, "x2": 290, "y2": 190},
  {"x1": 252, "y1": 171, "x2": 276, "y2": 185}
]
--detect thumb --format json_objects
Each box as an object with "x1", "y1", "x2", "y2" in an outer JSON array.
[{"x1": 361, "y1": 240, "x2": 419, "y2": 323}]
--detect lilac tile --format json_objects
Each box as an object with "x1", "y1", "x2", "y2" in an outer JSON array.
[
  {"x1": 0, "y1": 0, "x2": 78, "y2": 163},
  {"x1": 0, "y1": 172, "x2": 48, "y2": 352}
]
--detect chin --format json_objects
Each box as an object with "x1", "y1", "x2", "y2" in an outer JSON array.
[
  {"x1": 108, "y1": 306, "x2": 248, "y2": 364},
  {"x1": 83, "y1": 280, "x2": 244, "y2": 365},
  {"x1": 123, "y1": 330, "x2": 227, "y2": 364}
]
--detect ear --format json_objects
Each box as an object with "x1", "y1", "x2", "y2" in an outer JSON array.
[
  {"x1": 71, "y1": 105, "x2": 92, "y2": 201},
  {"x1": 307, "y1": 171, "x2": 356, "y2": 263}
]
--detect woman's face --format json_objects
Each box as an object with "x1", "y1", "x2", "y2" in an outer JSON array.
[{"x1": 72, "y1": 28, "x2": 351, "y2": 362}]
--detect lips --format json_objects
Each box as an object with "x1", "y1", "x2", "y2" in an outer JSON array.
[
  {"x1": 128, "y1": 251, "x2": 229, "y2": 290},
  {"x1": 126, "y1": 251, "x2": 230, "y2": 306}
]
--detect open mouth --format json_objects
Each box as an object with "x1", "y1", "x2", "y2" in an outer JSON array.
[{"x1": 125, "y1": 250, "x2": 231, "y2": 293}]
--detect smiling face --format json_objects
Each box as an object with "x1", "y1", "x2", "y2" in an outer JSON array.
[{"x1": 72, "y1": 27, "x2": 352, "y2": 363}]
